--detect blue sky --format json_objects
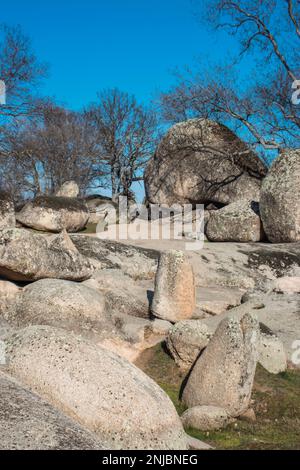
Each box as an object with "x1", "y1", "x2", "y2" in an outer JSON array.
[{"x1": 1, "y1": 0, "x2": 240, "y2": 109}]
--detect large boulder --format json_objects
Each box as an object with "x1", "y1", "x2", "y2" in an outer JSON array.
[
  {"x1": 151, "y1": 250, "x2": 196, "y2": 322},
  {"x1": 260, "y1": 149, "x2": 300, "y2": 242},
  {"x1": 71, "y1": 234, "x2": 159, "y2": 279},
  {"x1": 182, "y1": 313, "x2": 260, "y2": 417},
  {"x1": 17, "y1": 195, "x2": 89, "y2": 233},
  {"x1": 3, "y1": 279, "x2": 111, "y2": 341},
  {"x1": 166, "y1": 320, "x2": 212, "y2": 369},
  {"x1": 0, "y1": 372, "x2": 102, "y2": 450},
  {"x1": 55, "y1": 181, "x2": 80, "y2": 198},
  {"x1": 0, "y1": 229, "x2": 93, "y2": 282},
  {"x1": 206, "y1": 200, "x2": 264, "y2": 242},
  {"x1": 145, "y1": 119, "x2": 267, "y2": 206},
  {"x1": 5, "y1": 326, "x2": 187, "y2": 450},
  {"x1": 0, "y1": 191, "x2": 15, "y2": 230}
]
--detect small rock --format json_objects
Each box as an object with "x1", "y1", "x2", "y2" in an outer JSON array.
[
  {"x1": 166, "y1": 320, "x2": 212, "y2": 369},
  {"x1": 181, "y1": 405, "x2": 231, "y2": 431},
  {"x1": 239, "y1": 408, "x2": 256, "y2": 423}
]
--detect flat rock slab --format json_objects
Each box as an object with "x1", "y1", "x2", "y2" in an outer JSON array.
[
  {"x1": 195, "y1": 286, "x2": 244, "y2": 316},
  {"x1": 71, "y1": 234, "x2": 159, "y2": 279},
  {"x1": 0, "y1": 372, "x2": 103, "y2": 450}
]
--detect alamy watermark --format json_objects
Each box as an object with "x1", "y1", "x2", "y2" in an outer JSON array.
[{"x1": 95, "y1": 197, "x2": 205, "y2": 251}]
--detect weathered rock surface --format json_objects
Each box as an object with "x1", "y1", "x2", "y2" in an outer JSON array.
[
  {"x1": 181, "y1": 406, "x2": 231, "y2": 431},
  {"x1": 0, "y1": 371, "x2": 102, "y2": 450},
  {"x1": 87, "y1": 269, "x2": 152, "y2": 319},
  {"x1": 17, "y1": 195, "x2": 89, "y2": 233},
  {"x1": 0, "y1": 229, "x2": 93, "y2": 282},
  {"x1": 0, "y1": 191, "x2": 15, "y2": 230},
  {"x1": 145, "y1": 119, "x2": 267, "y2": 206},
  {"x1": 55, "y1": 181, "x2": 80, "y2": 198},
  {"x1": 71, "y1": 234, "x2": 158, "y2": 279},
  {"x1": 182, "y1": 314, "x2": 260, "y2": 417},
  {"x1": 5, "y1": 326, "x2": 187, "y2": 450},
  {"x1": 198, "y1": 294, "x2": 299, "y2": 367},
  {"x1": 206, "y1": 200, "x2": 264, "y2": 242},
  {"x1": 195, "y1": 286, "x2": 244, "y2": 317},
  {"x1": 0, "y1": 280, "x2": 20, "y2": 315},
  {"x1": 273, "y1": 277, "x2": 300, "y2": 294},
  {"x1": 260, "y1": 149, "x2": 300, "y2": 243},
  {"x1": 85, "y1": 195, "x2": 117, "y2": 225},
  {"x1": 151, "y1": 250, "x2": 196, "y2": 322},
  {"x1": 166, "y1": 320, "x2": 212, "y2": 369},
  {"x1": 259, "y1": 325, "x2": 287, "y2": 374},
  {"x1": 3, "y1": 279, "x2": 111, "y2": 342}
]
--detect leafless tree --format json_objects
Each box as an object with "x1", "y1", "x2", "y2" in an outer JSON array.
[
  {"x1": 161, "y1": 0, "x2": 300, "y2": 162},
  {"x1": 86, "y1": 89, "x2": 158, "y2": 200},
  {"x1": 0, "y1": 24, "x2": 47, "y2": 120},
  {"x1": 2, "y1": 104, "x2": 108, "y2": 201}
]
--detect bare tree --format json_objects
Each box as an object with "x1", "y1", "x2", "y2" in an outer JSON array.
[
  {"x1": 0, "y1": 24, "x2": 47, "y2": 120},
  {"x1": 86, "y1": 89, "x2": 158, "y2": 201},
  {"x1": 161, "y1": 0, "x2": 300, "y2": 161},
  {"x1": 3, "y1": 104, "x2": 107, "y2": 200}
]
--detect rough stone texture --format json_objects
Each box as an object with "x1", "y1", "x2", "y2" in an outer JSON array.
[
  {"x1": 145, "y1": 119, "x2": 267, "y2": 206},
  {"x1": 181, "y1": 406, "x2": 231, "y2": 431},
  {"x1": 85, "y1": 196, "x2": 118, "y2": 225},
  {"x1": 0, "y1": 191, "x2": 15, "y2": 230},
  {"x1": 260, "y1": 149, "x2": 300, "y2": 243},
  {"x1": 17, "y1": 195, "x2": 89, "y2": 233},
  {"x1": 88, "y1": 269, "x2": 152, "y2": 319},
  {"x1": 0, "y1": 280, "x2": 21, "y2": 315},
  {"x1": 101, "y1": 313, "x2": 171, "y2": 362},
  {"x1": 166, "y1": 320, "x2": 212, "y2": 369},
  {"x1": 182, "y1": 314, "x2": 260, "y2": 417},
  {"x1": 0, "y1": 371, "x2": 103, "y2": 450},
  {"x1": 5, "y1": 326, "x2": 187, "y2": 450},
  {"x1": 198, "y1": 294, "x2": 299, "y2": 367},
  {"x1": 259, "y1": 326, "x2": 287, "y2": 374},
  {"x1": 3, "y1": 279, "x2": 112, "y2": 342},
  {"x1": 151, "y1": 250, "x2": 196, "y2": 322},
  {"x1": 55, "y1": 181, "x2": 79, "y2": 198},
  {"x1": 0, "y1": 229, "x2": 93, "y2": 282},
  {"x1": 71, "y1": 234, "x2": 158, "y2": 279},
  {"x1": 273, "y1": 277, "x2": 300, "y2": 294},
  {"x1": 195, "y1": 286, "x2": 244, "y2": 317},
  {"x1": 206, "y1": 200, "x2": 264, "y2": 242}
]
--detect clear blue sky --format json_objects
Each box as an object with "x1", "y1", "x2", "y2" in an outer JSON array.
[{"x1": 1, "y1": 0, "x2": 240, "y2": 109}]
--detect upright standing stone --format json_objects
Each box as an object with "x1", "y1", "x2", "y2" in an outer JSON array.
[
  {"x1": 182, "y1": 313, "x2": 260, "y2": 417},
  {"x1": 151, "y1": 250, "x2": 196, "y2": 322}
]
